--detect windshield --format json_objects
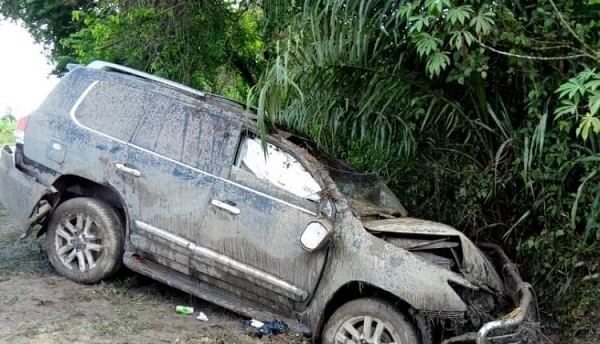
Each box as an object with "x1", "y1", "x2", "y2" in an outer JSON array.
[{"x1": 285, "y1": 134, "x2": 408, "y2": 217}]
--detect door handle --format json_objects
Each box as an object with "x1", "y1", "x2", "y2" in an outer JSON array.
[
  {"x1": 115, "y1": 163, "x2": 141, "y2": 177},
  {"x1": 211, "y1": 200, "x2": 240, "y2": 215}
]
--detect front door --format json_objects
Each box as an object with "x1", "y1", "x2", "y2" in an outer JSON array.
[{"x1": 199, "y1": 133, "x2": 329, "y2": 312}]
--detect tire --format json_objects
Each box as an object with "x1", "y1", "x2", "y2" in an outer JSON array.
[
  {"x1": 46, "y1": 197, "x2": 124, "y2": 284},
  {"x1": 322, "y1": 297, "x2": 419, "y2": 344}
]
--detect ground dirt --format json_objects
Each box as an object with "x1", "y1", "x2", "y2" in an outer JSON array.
[
  {"x1": 0, "y1": 205, "x2": 307, "y2": 344},
  {"x1": 2, "y1": 203, "x2": 598, "y2": 344}
]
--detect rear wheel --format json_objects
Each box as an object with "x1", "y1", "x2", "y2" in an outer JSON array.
[
  {"x1": 322, "y1": 297, "x2": 419, "y2": 344},
  {"x1": 46, "y1": 197, "x2": 124, "y2": 284}
]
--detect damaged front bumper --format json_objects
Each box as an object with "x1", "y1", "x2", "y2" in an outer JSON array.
[{"x1": 443, "y1": 243, "x2": 539, "y2": 344}]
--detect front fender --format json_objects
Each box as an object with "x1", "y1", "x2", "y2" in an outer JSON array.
[{"x1": 303, "y1": 210, "x2": 472, "y2": 333}]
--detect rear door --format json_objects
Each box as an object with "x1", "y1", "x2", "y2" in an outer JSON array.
[{"x1": 113, "y1": 92, "x2": 241, "y2": 272}]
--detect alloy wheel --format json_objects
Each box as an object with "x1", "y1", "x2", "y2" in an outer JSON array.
[
  {"x1": 335, "y1": 315, "x2": 402, "y2": 344},
  {"x1": 55, "y1": 213, "x2": 104, "y2": 272}
]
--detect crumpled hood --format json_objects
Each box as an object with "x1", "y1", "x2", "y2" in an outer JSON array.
[{"x1": 362, "y1": 217, "x2": 504, "y2": 291}]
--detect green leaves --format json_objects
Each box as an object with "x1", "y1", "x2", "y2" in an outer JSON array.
[
  {"x1": 576, "y1": 113, "x2": 600, "y2": 141},
  {"x1": 555, "y1": 100, "x2": 579, "y2": 119},
  {"x1": 397, "y1": 3, "x2": 414, "y2": 20},
  {"x1": 72, "y1": 10, "x2": 83, "y2": 22},
  {"x1": 61, "y1": 2, "x2": 266, "y2": 98},
  {"x1": 413, "y1": 32, "x2": 442, "y2": 57},
  {"x1": 590, "y1": 92, "x2": 600, "y2": 116},
  {"x1": 555, "y1": 68, "x2": 600, "y2": 141},
  {"x1": 0, "y1": 117, "x2": 16, "y2": 146},
  {"x1": 426, "y1": 52, "x2": 450, "y2": 77},
  {"x1": 408, "y1": 14, "x2": 432, "y2": 33},
  {"x1": 449, "y1": 30, "x2": 475, "y2": 50},
  {"x1": 425, "y1": 0, "x2": 451, "y2": 15},
  {"x1": 252, "y1": 2, "x2": 600, "y2": 333},
  {"x1": 469, "y1": 6, "x2": 495, "y2": 36},
  {"x1": 557, "y1": 77, "x2": 587, "y2": 102},
  {"x1": 446, "y1": 5, "x2": 473, "y2": 26}
]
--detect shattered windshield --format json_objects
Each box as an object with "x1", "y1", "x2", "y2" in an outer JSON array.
[{"x1": 285, "y1": 134, "x2": 408, "y2": 217}]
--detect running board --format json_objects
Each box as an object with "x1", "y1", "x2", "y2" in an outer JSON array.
[{"x1": 122, "y1": 250, "x2": 312, "y2": 336}]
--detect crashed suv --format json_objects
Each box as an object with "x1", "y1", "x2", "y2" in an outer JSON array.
[{"x1": 0, "y1": 61, "x2": 538, "y2": 343}]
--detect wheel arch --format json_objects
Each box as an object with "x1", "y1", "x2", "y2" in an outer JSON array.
[
  {"x1": 315, "y1": 281, "x2": 432, "y2": 344},
  {"x1": 37, "y1": 174, "x2": 129, "y2": 237}
]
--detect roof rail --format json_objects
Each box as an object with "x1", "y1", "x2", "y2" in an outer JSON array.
[
  {"x1": 66, "y1": 63, "x2": 82, "y2": 71},
  {"x1": 87, "y1": 60, "x2": 206, "y2": 99},
  {"x1": 87, "y1": 61, "x2": 257, "y2": 116}
]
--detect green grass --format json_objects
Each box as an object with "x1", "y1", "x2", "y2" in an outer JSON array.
[
  {"x1": 92, "y1": 308, "x2": 147, "y2": 335},
  {"x1": 0, "y1": 119, "x2": 16, "y2": 146}
]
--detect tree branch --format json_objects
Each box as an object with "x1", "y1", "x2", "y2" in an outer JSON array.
[
  {"x1": 477, "y1": 40, "x2": 596, "y2": 61},
  {"x1": 547, "y1": 0, "x2": 598, "y2": 57}
]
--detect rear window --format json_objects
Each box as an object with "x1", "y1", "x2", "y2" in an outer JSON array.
[{"x1": 74, "y1": 81, "x2": 147, "y2": 142}]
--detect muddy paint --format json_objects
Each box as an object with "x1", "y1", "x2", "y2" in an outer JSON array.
[
  {"x1": 0, "y1": 148, "x2": 50, "y2": 229},
  {"x1": 363, "y1": 218, "x2": 504, "y2": 291}
]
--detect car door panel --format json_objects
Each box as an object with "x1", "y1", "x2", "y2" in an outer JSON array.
[
  {"x1": 200, "y1": 137, "x2": 329, "y2": 311},
  {"x1": 114, "y1": 94, "x2": 241, "y2": 273},
  {"x1": 123, "y1": 149, "x2": 215, "y2": 240},
  {"x1": 203, "y1": 176, "x2": 325, "y2": 301}
]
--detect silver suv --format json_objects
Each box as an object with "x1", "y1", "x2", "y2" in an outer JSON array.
[{"x1": 0, "y1": 61, "x2": 538, "y2": 343}]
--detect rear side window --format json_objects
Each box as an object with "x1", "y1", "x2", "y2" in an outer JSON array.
[
  {"x1": 76, "y1": 79, "x2": 240, "y2": 175},
  {"x1": 74, "y1": 81, "x2": 147, "y2": 142},
  {"x1": 131, "y1": 97, "x2": 238, "y2": 174},
  {"x1": 132, "y1": 101, "x2": 201, "y2": 164}
]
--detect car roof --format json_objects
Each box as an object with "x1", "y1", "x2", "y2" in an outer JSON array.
[{"x1": 79, "y1": 61, "x2": 257, "y2": 119}]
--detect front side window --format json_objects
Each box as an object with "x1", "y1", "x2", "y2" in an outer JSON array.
[{"x1": 236, "y1": 136, "x2": 321, "y2": 201}]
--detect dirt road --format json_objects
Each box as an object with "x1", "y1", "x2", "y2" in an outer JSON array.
[
  {"x1": 0, "y1": 205, "x2": 306, "y2": 344},
  {"x1": 3, "y1": 203, "x2": 599, "y2": 344}
]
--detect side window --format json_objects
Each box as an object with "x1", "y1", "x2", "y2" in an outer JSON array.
[
  {"x1": 187, "y1": 110, "x2": 237, "y2": 173},
  {"x1": 75, "y1": 81, "x2": 146, "y2": 142},
  {"x1": 131, "y1": 96, "x2": 238, "y2": 175},
  {"x1": 235, "y1": 135, "x2": 322, "y2": 202},
  {"x1": 132, "y1": 102, "x2": 192, "y2": 163}
]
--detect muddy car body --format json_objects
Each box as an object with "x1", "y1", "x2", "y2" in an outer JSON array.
[{"x1": 0, "y1": 61, "x2": 538, "y2": 343}]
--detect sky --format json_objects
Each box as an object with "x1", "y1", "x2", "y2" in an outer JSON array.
[{"x1": 0, "y1": 20, "x2": 59, "y2": 119}]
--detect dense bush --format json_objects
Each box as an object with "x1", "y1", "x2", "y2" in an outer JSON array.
[{"x1": 252, "y1": 0, "x2": 600, "y2": 336}]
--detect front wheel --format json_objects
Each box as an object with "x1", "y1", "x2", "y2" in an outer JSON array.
[
  {"x1": 322, "y1": 297, "x2": 419, "y2": 344},
  {"x1": 46, "y1": 197, "x2": 124, "y2": 284}
]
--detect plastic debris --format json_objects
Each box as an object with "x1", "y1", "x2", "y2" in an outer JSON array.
[
  {"x1": 196, "y1": 312, "x2": 208, "y2": 322},
  {"x1": 175, "y1": 305, "x2": 194, "y2": 314},
  {"x1": 250, "y1": 319, "x2": 265, "y2": 328},
  {"x1": 242, "y1": 319, "x2": 289, "y2": 338}
]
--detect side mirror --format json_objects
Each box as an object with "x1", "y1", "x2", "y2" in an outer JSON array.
[
  {"x1": 320, "y1": 199, "x2": 335, "y2": 218},
  {"x1": 300, "y1": 221, "x2": 332, "y2": 252}
]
